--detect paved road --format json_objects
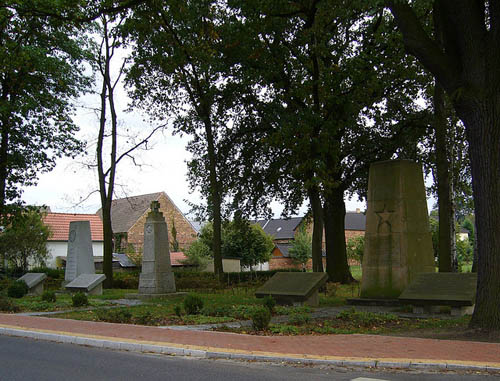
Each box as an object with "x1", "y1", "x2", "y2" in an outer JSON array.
[{"x1": 0, "y1": 336, "x2": 495, "y2": 381}]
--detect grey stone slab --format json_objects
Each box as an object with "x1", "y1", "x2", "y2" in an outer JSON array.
[
  {"x1": 399, "y1": 272, "x2": 477, "y2": 307},
  {"x1": 65, "y1": 221, "x2": 95, "y2": 282},
  {"x1": 65, "y1": 273, "x2": 106, "y2": 294},
  {"x1": 255, "y1": 272, "x2": 328, "y2": 306},
  {"x1": 18, "y1": 273, "x2": 47, "y2": 295},
  {"x1": 138, "y1": 201, "x2": 176, "y2": 295},
  {"x1": 361, "y1": 160, "x2": 435, "y2": 299}
]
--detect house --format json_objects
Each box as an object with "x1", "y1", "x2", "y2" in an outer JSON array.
[
  {"x1": 97, "y1": 192, "x2": 197, "y2": 255},
  {"x1": 258, "y1": 211, "x2": 366, "y2": 270},
  {"x1": 42, "y1": 213, "x2": 104, "y2": 267}
]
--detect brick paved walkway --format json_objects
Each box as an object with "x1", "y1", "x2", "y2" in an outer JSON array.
[{"x1": 1, "y1": 313, "x2": 499, "y2": 368}]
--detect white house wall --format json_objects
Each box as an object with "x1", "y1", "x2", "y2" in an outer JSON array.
[{"x1": 46, "y1": 241, "x2": 104, "y2": 267}]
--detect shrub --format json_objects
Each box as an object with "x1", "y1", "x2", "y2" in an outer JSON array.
[
  {"x1": 251, "y1": 307, "x2": 271, "y2": 331},
  {"x1": 201, "y1": 304, "x2": 232, "y2": 317},
  {"x1": 174, "y1": 305, "x2": 183, "y2": 317},
  {"x1": 72, "y1": 292, "x2": 88, "y2": 307},
  {"x1": 41, "y1": 290, "x2": 57, "y2": 303},
  {"x1": 183, "y1": 293, "x2": 204, "y2": 315},
  {"x1": 7, "y1": 280, "x2": 29, "y2": 298},
  {"x1": 95, "y1": 308, "x2": 132, "y2": 323},
  {"x1": 288, "y1": 312, "x2": 311, "y2": 326},
  {"x1": 262, "y1": 295, "x2": 276, "y2": 313},
  {"x1": 112, "y1": 272, "x2": 140, "y2": 289},
  {"x1": 0, "y1": 295, "x2": 20, "y2": 312}
]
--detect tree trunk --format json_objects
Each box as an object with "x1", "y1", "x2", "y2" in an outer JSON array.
[
  {"x1": 461, "y1": 102, "x2": 500, "y2": 330},
  {"x1": 324, "y1": 186, "x2": 354, "y2": 283},
  {"x1": 308, "y1": 186, "x2": 324, "y2": 272},
  {"x1": 203, "y1": 115, "x2": 224, "y2": 278},
  {"x1": 433, "y1": 82, "x2": 456, "y2": 272},
  {"x1": 0, "y1": 118, "x2": 8, "y2": 272}
]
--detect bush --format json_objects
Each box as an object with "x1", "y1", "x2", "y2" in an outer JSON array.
[
  {"x1": 201, "y1": 304, "x2": 233, "y2": 317},
  {"x1": 183, "y1": 293, "x2": 204, "y2": 315},
  {"x1": 174, "y1": 305, "x2": 182, "y2": 317},
  {"x1": 30, "y1": 267, "x2": 64, "y2": 279},
  {"x1": 41, "y1": 290, "x2": 57, "y2": 303},
  {"x1": 72, "y1": 292, "x2": 88, "y2": 307},
  {"x1": 0, "y1": 295, "x2": 20, "y2": 312},
  {"x1": 262, "y1": 295, "x2": 276, "y2": 313},
  {"x1": 7, "y1": 280, "x2": 29, "y2": 298},
  {"x1": 288, "y1": 312, "x2": 311, "y2": 326},
  {"x1": 251, "y1": 307, "x2": 271, "y2": 331},
  {"x1": 112, "y1": 272, "x2": 140, "y2": 289},
  {"x1": 95, "y1": 308, "x2": 132, "y2": 323}
]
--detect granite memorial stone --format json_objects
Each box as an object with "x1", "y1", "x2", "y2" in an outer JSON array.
[
  {"x1": 138, "y1": 201, "x2": 176, "y2": 296},
  {"x1": 255, "y1": 272, "x2": 328, "y2": 306},
  {"x1": 361, "y1": 160, "x2": 435, "y2": 299},
  {"x1": 399, "y1": 272, "x2": 477, "y2": 316},
  {"x1": 65, "y1": 273, "x2": 106, "y2": 295},
  {"x1": 64, "y1": 220, "x2": 95, "y2": 283},
  {"x1": 18, "y1": 273, "x2": 47, "y2": 295}
]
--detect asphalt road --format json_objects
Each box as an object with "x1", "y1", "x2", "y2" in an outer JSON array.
[{"x1": 0, "y1": 335, "x2": 496, "y2": 381}]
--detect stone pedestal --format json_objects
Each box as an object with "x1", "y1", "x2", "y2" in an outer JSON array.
[
  {"x1": 138, "y1": 201, "x2": 176, "y2": 295},
  {"x1": 18, "y1": 273, "x2": 47, "y2": 296},
  {"x1": 64, "y1": 221, "x2": 95, "y2": 283},
  {"x1": 361, "y1": 160, "x2": 435, "y2": 299}
]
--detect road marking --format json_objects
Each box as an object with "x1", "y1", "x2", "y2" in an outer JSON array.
[{"x1": 351, "y1": 378, "x2": 388, "y2": 381}]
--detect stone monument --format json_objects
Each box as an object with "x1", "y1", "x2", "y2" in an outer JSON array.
[
  {"x1": 65, "y1": 273, "x2": 106, "y2": 295},
  {"x1": 361, "y1": 160, "x2": 435, "y2": 299},
  {"x1": 18, "y1": 273, "x2": 47, "y2": 295},
  {"x1": 64, "y1": 221, "x2": 95, "y2": 283},
  {"x1": 255, "y1": 272, "x2": 328, "y2": 307},
  {"x1": 138, "y1": 201, "x2": 176, "y2": 296}
]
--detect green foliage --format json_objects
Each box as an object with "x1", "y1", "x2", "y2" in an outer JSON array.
[
  {"x1": 201, "y1": 304, "x2": 233, "y2": 317},
  {"x1": 0, "y1": 210, "x2": 52, "y2": 271},
  {"x1": 185, "y1": 220, "x2": 274, "y2": 268},
  {"x1": 262, "y1": 295, "x2": 276, "y2": 313},
  {"x1": 174, "y1": 305, "x2": 182, "y2": 317},
  {"x1": 183, "y1": 239, "x2": 212, "y2": 270},
  {"x1": 96, "y1": 308, "x2": 133, "y2": 323},
  {"x1": 7, "y1": 280, "x2": 29, "y2": 298},
  {"x1": 251, "y1": 307, "x2": 271, "y2": 331},
  {"x1": 289, "y1": 228, "x2": 312, "y2": 267},
  {"x1": 183, "y1": 294, "x2": 204, "y2": 315},
  {"x1": 346, "y1": 235, "x2": 365, "y2": 265},
  {"x1": 72, "y1": 292, "x2": 89, "y2": 307},
  {"x1": 41, "y1": 290, "x2": 57, "y2": 303},
  {"x1": 337, "y1": 308, "x2": 398, "y2": 327},
  {"x1": 288, "y1": 312, "x2": 311, "y2": 326},
  {"x1": 30, "y1": 267, "x2": 64, "y2": 280},
  {"x1": 456, "y1": 238, "x2": 473, "y2": 267},
  {"x1": 112, "y1": 272, "x2": 140, "y2": 289},
  {"x1": 0, "y1": 2, "x2": 90, "y2": 208},
  {"x1": 0, "y1": 295, "x2": 19, "y2": 312}
]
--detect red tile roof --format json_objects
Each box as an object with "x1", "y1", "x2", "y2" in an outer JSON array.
[
  {"x1": 170, "y1": 252, "x2": 188, "y2": 266},
  {"x1": 43, "y1": 213, "x2": 104, "y2": 241}
]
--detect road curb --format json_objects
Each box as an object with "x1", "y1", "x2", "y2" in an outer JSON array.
[{"x1": 1, "y1": 325, "x2": 499, "y2": 373}]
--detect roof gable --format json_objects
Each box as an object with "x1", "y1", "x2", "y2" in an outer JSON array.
[
  {"x1": 43, "y1": 213, "x2": 104, "y2": 241},
  {"x1": 98, "y1": 192, "x2": 163, "y2": 233}
]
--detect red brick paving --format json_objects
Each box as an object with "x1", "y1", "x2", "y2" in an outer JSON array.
[{"x1": 1, "y1": 314, "x2": 500, "y2": 364}]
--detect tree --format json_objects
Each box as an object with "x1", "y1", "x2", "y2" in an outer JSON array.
[
  {"x1": 388, "y1": 1, "x2": 500, "y2": 330},
  {"x1": 170, "y1": 218, "x2": 180, "y2": 252},
  {"x1": 346, "y1": 235, "x2": 365, "y2": 269},
  {"x1": 289, "y1": 228, "x2": 312, "y2": 270},
  {"x1": 0, "y1": 209, "x2": 51, "y2": 271},
  {"x1": 94, "y1": 14, "x2": 164, "y2": 288},
  {"x1": 0, "y1": 2, "x2": 90, "y2": 219},
  {"x1": 231, "y1": 0, "x2": 427, "y2": 281},
  {"x1": 124, "y1": 0, "x2": 241, "y2": 278},
  {"x1": 185, "y1": 220, "x2": 273, "y2": 269},
  {"x1": 222, "y1": 219, "x2": 274, "y2": 268}
]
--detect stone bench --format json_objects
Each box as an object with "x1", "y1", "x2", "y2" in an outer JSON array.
[
  {"x1": 398, "y1": 272, "x2": 477, "y2": 316},
  {"x1": 65, "y1": 274, "x2": 106, "y2": 295},
  {"x1": 18, "y1": 273, "x2": 47, "y2": 296},
  {"x1": 255, "y1": 272, "x2": 328, "y2": 307}
]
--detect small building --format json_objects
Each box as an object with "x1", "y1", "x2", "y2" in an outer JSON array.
[
  {"x1": 42, "y1": 213, "x2": 104, "y2": 267},
  {"x1": 97, "y1": 192, "x2": 198, "y2": 255}
]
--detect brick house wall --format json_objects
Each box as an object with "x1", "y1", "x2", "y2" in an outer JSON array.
[{"x1": 126, "y1": 193, "x2": 197, "y2": 254}]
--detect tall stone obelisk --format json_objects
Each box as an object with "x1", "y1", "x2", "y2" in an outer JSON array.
[
  {"x1": 65, "y1": 221, "x2": 95, "y2": 283},
  {"x1": 361, "y1": 160, "x2": 435, "y2": 299},
  {"x1": 138, "y1": 201, "x2": 176, "y2": 296}
]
